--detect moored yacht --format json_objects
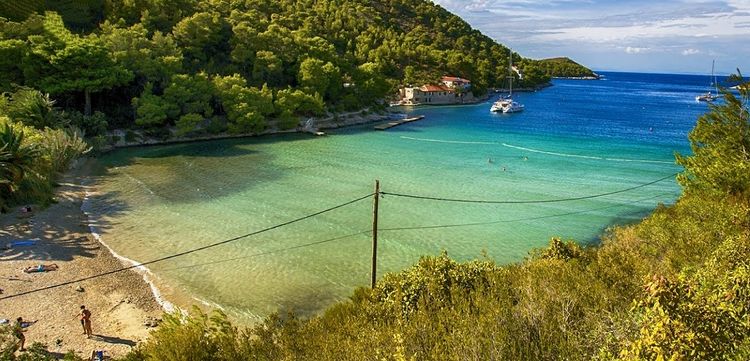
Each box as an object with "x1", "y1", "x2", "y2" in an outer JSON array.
[
  {"x1": 491, "y1": 96, "x2": 524, "y2": 113},
  {"x1": 695, "y1": 92, "x2": 718, "y2": 102},
  {"x1": 491, "y1": 50, "x2": 524, "y2": 113},
  {"x1": 696, "y1": 60, "x2": 719, "y2": 102}
]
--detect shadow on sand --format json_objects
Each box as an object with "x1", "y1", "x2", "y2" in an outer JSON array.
[
  {"x1": 0, "y1": 179, "x2": 131, "y2": 263},
  {"x1": 92, "y1": 334, "x2": 136, "y2": 347}
]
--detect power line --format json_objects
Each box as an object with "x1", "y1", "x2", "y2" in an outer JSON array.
[
  {"x1": 0, "y1": 193, "x2": 374, "y2": 301},
  {"x1": 0, "y1": 173, "x2": 678, "y2": 301},
  {"x1": 160, "y1": 230, "x2": 370, "y2": 272},
  {"x1": 380, "y1": 173, "x2": 677, "y2": 204},
  {"x1": 378, "y1": 192, "x2": 677, "y2": 232},
  {"x1": 158, "y1": 192, "x2": 676, "y2": 272}
]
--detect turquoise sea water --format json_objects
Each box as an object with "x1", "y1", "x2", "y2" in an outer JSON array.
[{"x1": 88, "y1": 72, "x2": 714, "y2": 322}]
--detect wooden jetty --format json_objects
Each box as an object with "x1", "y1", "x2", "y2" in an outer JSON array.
[{"x1": 374, "y1": 115, "x2": 425, "y2": 130}]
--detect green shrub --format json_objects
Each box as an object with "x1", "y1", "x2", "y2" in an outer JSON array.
[
  {"x1": 87, "y1": 135, "x2": 110, "y2": 155},
  {"x1": 143, "y1": 127, "x2": 171, "y2": 140},
  {"x1": 0, "y1": 88, "x2": 59, "y2": 129},
  {"x1": 175, "y1": 113, "x2": 203, "y2": 136},
  {"x1": 276, "y1": 110, "x2": 298, "y2": 130},
  {"x1": 205, "y1": 116, "x2": 226, "y2": 134},
  {"x1": 39, "y1": 127, "x2": 91, "y2": 174},
  {"x1": 124, "y1": 130, "x2": 140, "y2": 142},
  {"x1": 66, "y1": 111, "x2": 108, "y2": 137},
  {"x1": 128, "y1": 308, "x2": 242, "y2": 361}
]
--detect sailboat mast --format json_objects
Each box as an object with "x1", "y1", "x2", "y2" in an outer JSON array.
[
  {"x1": 712, "y1": 60, "x2": 718, "y2": 94},
  {"x1": 508, "y1": 50, "x2": 513, "y2": 97}
]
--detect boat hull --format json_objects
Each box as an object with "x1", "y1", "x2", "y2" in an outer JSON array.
[
  {"x1": 491, "y1": 99, "x2": 524, "y2": 113},
  {"x1": 695, "y1": 93, "x2": 718, "y2": 102}
]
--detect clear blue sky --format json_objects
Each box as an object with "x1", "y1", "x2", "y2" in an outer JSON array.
[{"x1": 432, "y1": 0, "x2": 750, "y2": 75}]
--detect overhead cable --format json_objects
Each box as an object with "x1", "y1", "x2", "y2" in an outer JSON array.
[
  {"x1": 160, "y1": 230, "x2": 370, "y2": 271},
  {"x1": 379, "y1": 192, "x2": 677, "y2": 232},
  {"x1": 380, "y1": 173, "x2": 677, "y2": 204},
  {"x1": 0, "y1": 193, "x2": 374, "y2": 301}
]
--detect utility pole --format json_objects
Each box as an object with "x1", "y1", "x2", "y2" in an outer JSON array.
[{"x1": 371, "y1": 180, "x2": 380, "y2": 288}]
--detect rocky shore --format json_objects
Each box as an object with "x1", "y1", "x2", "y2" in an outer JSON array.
[{"x1": 102, "y1": 108, "x2": 398, "y2": 151}]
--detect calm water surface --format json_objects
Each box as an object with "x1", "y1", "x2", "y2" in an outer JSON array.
[{"x1": 88, "y1": 72, "x2": 715, "y2": 322}]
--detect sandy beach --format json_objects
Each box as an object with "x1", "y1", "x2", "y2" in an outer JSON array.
[{"x1": 0, "y1": 161, "x2": 163, "y2": 359}]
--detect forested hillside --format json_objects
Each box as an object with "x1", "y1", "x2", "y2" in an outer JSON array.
[
  {"x1": 537, "y1": 57, "x2": 598, "y2": 78},
  {"x1": 0, "y1": 0, "x2": 554, "y2": 139}
]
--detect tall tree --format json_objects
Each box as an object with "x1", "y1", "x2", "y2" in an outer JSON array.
[
  {"x1": 100, "y1": 22, "x2": 183, "y2": 88},
  {"x1": 213, "y1": 74, "x2": 273, "y2": 134},
  {"x1": 172, "y1": 11, "x2": 230, "y2": 71},
  {"x1": 23, "y1": 13, "x2": 132, "y2": 115}
]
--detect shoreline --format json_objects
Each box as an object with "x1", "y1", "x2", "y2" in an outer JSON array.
[
  {"x1": 0, "y1": 161, "x2": 163, "y2": 358},
  {"x1": 80, "y1": 189, "x2": 175, "y2": 314},
  {"x1": 104, "y1": 109, "x2": 398, "y2": 151}
]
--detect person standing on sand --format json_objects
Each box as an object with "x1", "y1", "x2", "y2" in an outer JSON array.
[
  {"x1": 80, "y1": 305, "x2": 92, "y2": 338},
  {"x1": 13, "y1": 317, "x2": 26, "y2": 351}
]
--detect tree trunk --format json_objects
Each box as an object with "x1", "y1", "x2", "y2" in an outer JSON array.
[{"x1": 84, "y1": 89, "x2": 91, "y2": 116}]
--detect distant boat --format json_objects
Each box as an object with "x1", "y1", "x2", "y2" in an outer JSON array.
[
  {"x1": 491, "y1": 50, "x2": 524, "y2": 113},
  {"x1": 695, "y1": 60, "x2": 719, "y2": 102}
]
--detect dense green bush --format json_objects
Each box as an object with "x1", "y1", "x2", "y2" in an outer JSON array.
[
  {"x1": 0, "y1": 117, "x2": 90, "y2": 211},
  {"x1": 175, "y1": 113, "x2": 204, "y2": 136}
]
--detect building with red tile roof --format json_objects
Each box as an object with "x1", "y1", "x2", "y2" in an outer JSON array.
[
  {"x1": 440, "y1": 76, "x2": 471, "y2": 89},
  {"x1": 399, "y1": 76, "x2": 472, "y2": 105}
]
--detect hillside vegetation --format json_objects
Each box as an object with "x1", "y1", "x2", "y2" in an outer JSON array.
[
  {"x1": 537, "y1": 57, "x2": 598, "y2": 78},
  {"x1": 0, "y1": 0, "x2": 555, "y2": 138}
]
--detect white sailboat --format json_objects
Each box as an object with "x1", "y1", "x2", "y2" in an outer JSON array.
[
  {"x1": 491, "y1": 50, "x2": 524, "y2": 113},
  {"x1": 695, "y1": 60, "x2": 719, "y2": 102}
]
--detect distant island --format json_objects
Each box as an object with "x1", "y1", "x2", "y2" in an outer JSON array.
[{"x1": 537, "y1": 57, "x2": 600, "y2": 79}]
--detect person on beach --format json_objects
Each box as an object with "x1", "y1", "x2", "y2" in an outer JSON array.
[
  {"x1": 23, "y1": 263, "x2": 58, "y2": 273},
  {"x1": 80, "y1": 305, "x2": 92, "y2": 338},
  {"x1": 13, "y1": 317, "x2": 33, "y2": 351}
]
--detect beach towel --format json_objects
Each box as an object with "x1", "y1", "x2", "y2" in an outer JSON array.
[
  {"x1": 2, "y1": 240, "x2": 37, "y2": 250},
  {"x1": 10, "y1": 240, "x2": 37, "y2": 247}
]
